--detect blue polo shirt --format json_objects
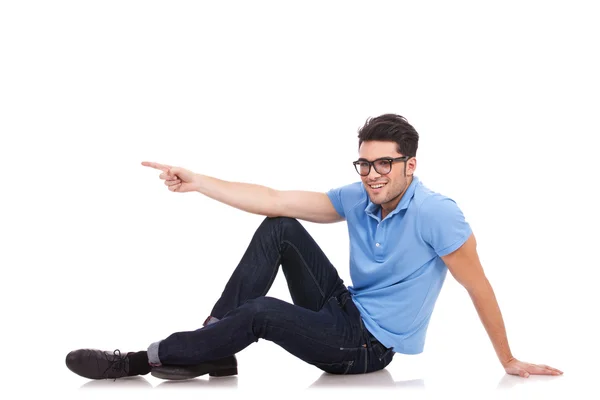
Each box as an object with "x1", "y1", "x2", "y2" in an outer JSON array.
[{"x1": 327, "y1": 176, "x2": 472, "y2": 354}]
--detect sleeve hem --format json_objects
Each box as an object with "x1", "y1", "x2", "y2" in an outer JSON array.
[
  {"x1": 326, "y1": 192, "x2": 345, "y2": 218},
  {"x1": 436, "y1": 228, "x2": 472, "y2": 257}
]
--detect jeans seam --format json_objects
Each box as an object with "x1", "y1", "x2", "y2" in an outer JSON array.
[
  {"x1": 267, "y1": 320, "x2": 356, "y2": 361},
  {"x1": 363, "y1": 346, "x2": 368, "y2": 374},
  {"x1": 282, "y1": 239, "x2": 326, "y2": 299},
  {"x1": 344, "y1": 361, "x2": 353, "y2": 374}
]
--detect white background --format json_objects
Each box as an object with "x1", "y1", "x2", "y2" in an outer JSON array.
[{"x1": 1, "y1": 1, "x2": 598, "y2": 399}]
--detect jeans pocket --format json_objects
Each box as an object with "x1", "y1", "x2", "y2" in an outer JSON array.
[{"x1": 312, "y1": 347, "x2": 360, "y2": 375}]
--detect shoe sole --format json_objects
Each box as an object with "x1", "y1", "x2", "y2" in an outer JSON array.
[{"x1": 151, "y1": 366, "x2": 238, "y2": 381}]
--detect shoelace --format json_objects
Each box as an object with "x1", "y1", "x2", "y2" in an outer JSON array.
[{"x1": 102, "y1": 349, "x2": 128, "y2": 381}]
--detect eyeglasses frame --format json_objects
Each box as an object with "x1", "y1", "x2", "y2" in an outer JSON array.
[{"x1": 352, "y1": 156, "x2": 410, "y2": 176}]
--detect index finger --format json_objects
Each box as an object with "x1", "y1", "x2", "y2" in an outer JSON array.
[{"x1": 141, "y1": 161, "x2": 171, "y2": 172}]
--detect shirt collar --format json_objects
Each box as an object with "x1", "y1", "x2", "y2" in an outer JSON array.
[{"x1": 365, "y1": 176, "x2": 420, "y2": 220}]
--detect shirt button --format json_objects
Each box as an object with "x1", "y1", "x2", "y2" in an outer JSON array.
[{"x1": 376, "y1": 243, "x2": 380, "y2": 247}]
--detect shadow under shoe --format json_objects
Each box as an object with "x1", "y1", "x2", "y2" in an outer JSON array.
[
  {"x1": 151, "y1": 355, "x2": 238, "y2": 381},
  {"x1": 66, "y1": 349, "x2": 132, "y2": 380}
]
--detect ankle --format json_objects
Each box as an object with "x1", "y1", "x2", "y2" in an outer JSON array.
[{"x1": 127, "y1": 351, "x2": 152, "y2": 376}]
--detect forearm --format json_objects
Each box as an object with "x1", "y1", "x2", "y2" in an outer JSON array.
[
  {"x1": 194, "y1": 173, "x2": 279, "y2": 216},
  {"x1": 467, "y1": 279, "x2": 514, "y2": 367}
]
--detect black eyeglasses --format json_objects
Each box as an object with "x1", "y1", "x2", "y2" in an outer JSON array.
[{"x1": 353, "y1": 156, "x2": 410, "y2": 176}]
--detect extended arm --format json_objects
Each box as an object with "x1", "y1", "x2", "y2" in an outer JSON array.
[
  {"x1": 141, "y1": 161, "x2": 344, "y2": 224},
  {"x1": 441, "y1": 233, "x2": 563, "y2": 378},
  {"x1": 195, "y1": 174, "x2": 343, "y2": 223}
]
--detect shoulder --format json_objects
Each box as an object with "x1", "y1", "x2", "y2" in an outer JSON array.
[
  {"x1": 410, "y1": 180, "x2": 471, "y2": 255},
  {"x1": 327, "y1": 181, "x2": 366, "y2": 201},
  {"x1": 326, "y1": 181, "x2": 367, "y2": 217},
  {"x1": 411, "y1": 181, "x2": 465, "y2": 222}
]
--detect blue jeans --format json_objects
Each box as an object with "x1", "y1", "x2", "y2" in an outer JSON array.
[{"x1": 151, "y1": 217, "x2": 394, "y2": 374}]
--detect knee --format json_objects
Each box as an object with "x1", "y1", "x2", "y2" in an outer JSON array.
[
  {"x1": 240, "y1": 297, "x2": 275, "y2": 338},
  {"x1": 261, "y1": 216, "x2": 301, "y2": 233}
]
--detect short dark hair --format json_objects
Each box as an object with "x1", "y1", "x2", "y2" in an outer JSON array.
[{"x1": 357, "y1": 114, "x2": 419, "y2": 157}]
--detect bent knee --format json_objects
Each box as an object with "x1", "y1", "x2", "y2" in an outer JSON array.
[
  {"x1": 240, "y1": 297, "x2": 281, "y2": 338},
  {"x1": 262, "y1": 216, "x2": 300, "y2": 229}
]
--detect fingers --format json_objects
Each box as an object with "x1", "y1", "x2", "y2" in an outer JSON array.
[
  {"x1": 506, "y1": 359, "x2": 563, "y2": 379},
  {"x1": 535, "y1": 364, "x2": 563, "y2": 375},
  {"x1": 165, "y1": 179, "x2": 182, "y2": 192},
  {"x1": 164, "y1": 179, "x2": 181, "y2": 187},
  {"x1": 518, "y1": 364, "x2": 563, "y2": 377},
  {"x1": 168, "y1": 182, "x2": 182, "y2": 192},
  {"x1": 530, "y1": 369, "x2": 555, "y2": 376},
  {"x1": 143, "y1": 160, "x2": 184, "y2": 193},
  {"x1": 159, "y1": 172, "x2": 179, "y2": 180},
  {"x1": 141, "y1": 161, "x2": 171, "y2": 172},
  {"x1": 539, "y1": 364, "x2": 563, "y2": 374}
]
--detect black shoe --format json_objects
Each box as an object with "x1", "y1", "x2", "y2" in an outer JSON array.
[
  {"x1": 151, "y1": 355, "x2": 238, "y2": 380},
  {"x1": 66, "y1": 349, "x2": 132, "y2": 380}
]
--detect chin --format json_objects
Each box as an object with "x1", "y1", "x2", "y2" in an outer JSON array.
[{"x1": 367, "y1": 194, "x2": 384, "y2": 205}]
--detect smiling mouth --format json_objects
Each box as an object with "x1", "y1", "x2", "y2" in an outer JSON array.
[{"x1": 369, "y1": 183, "x2": 387, "y2": 189}]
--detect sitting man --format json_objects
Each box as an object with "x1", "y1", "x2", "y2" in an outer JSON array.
[{"x1": 66, "y1": 114, "x2": 563, "y2": 380}]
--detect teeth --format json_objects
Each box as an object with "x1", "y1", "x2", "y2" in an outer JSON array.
[{"x1": 370, "y1": 183, "x2": 386, "y2": 189}]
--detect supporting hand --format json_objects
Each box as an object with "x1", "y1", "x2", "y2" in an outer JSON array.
[{"x1": 503, "y1": 358, "x2": 563, "y2": 378}]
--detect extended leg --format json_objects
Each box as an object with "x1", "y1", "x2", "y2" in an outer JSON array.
[{"x1": 157, "y1": 295, "x2": 368, "y2": 373}]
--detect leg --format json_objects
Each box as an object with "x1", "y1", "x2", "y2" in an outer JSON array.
[
  {"x1": 65, "y1": 217, "x2": 392, "y2": 380},
  {"x1": 210, "y1": 216, "x2": 346, "y2": 318},
  {"x1": 148, "y1": 216, "x2": 356, "y2": 375},
  {"x1": 157, "y1": 295, "x2": 387, "y2": 374}
]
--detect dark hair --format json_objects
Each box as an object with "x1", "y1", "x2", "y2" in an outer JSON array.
[{"x1": 357, "y1": 114, "x2": 419, "y2": 157}]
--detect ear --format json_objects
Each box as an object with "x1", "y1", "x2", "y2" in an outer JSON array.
[{"x1": 407, "y1": 157, "x2": 417, "y2": 176}]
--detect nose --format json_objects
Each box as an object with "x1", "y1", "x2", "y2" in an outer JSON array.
[{"x1": 367, "y1": 166, "x2": 382, "y2": 181}]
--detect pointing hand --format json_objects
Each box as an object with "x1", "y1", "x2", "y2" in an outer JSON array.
[{"x1": 141, "y1": 161, "x2": 198, "y2": 193}]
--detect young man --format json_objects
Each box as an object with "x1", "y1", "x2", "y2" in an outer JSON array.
[{"x1": 66, "y1": 114, "x2": 562, "y2": 380}]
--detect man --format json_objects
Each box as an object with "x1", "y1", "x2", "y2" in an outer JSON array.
[{"x1": 66, "y1": 114, "x2": 562, "y2": 380}]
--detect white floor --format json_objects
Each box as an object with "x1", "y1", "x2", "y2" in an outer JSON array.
[{"x1": 11, "y1": 336, "x2": 586, "y2": 400}]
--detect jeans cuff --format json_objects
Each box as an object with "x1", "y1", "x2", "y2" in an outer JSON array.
[{"x1": 147, "y1": 340, "x2": 162, "y2": 366}]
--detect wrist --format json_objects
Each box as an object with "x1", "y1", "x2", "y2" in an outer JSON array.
[
  {"x1": 500, "y1": 355, "x2": 515, "y2": 368},
  {"x1": 192, "y1": 173, "x2": 204, "y2": 192}
]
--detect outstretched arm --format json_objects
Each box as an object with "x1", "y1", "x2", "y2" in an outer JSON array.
[
  {"x1": 441, "y1": 233, "x2": 563, "y2": 378},
  {"x1": 141, "y1": 161, "x2": 344, "y2": 224}
]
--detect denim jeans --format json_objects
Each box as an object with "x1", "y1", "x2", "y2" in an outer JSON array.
[{"x1": 151, "y1": 217, "x2": 394, "y2": 374}]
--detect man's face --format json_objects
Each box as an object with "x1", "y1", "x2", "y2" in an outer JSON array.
[{"x1": 357, "y1": 141, "x2": 416, "y2": 209}]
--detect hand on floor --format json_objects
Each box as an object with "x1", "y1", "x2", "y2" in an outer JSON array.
[{"x1": 503, "y1": 358, "x2": 563, "y2": 378}]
